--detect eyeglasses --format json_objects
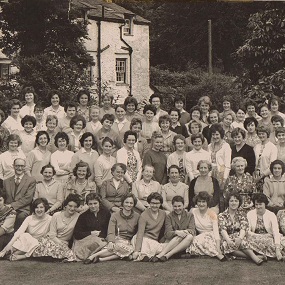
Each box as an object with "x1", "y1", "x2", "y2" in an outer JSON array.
[
  {"x1": 149, "y1": 202, "x2": 161, "y2": 205},
  {"x1": 14, "y1": 165, "x2": 25, "y2": 168}
]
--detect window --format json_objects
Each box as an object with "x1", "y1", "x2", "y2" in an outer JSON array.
[
  {"x1": 123, "y1": 15, "x2": 134, "y2": 35},
  {"x1": 116, "y1": 59, "x2": 127, "y2": 83}
]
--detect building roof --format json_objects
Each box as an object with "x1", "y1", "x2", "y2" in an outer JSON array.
[{"x1": 73, "y1": 0, "x2": 150, "y2": 25}]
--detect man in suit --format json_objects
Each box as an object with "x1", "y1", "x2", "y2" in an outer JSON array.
[{"x1": 3, "y1": 158, "x2": 36, "y2": 230}]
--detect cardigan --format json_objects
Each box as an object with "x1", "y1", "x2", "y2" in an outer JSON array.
[
  {"x1": 73, "y1": 208, "x2": 111, "y2": 240},
  {"x1": 164, "y1": 210, "x2": 195, "y2": 240},
  {"x1": 247, "y1": 209, "x2": 281, "y2": 245},
  {"x1": 107, "y1": 210, "x2": 140, "y2": 242},
  {"x1": 189, "y1": 176, "x2": 220, "y2": 210},
  {"x1": 134, "y1": 209, "x2": 166, "y2": 252}
]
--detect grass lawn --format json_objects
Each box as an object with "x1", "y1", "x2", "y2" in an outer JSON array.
[{"x1": 1, "y1": 257, "x2": 285, "y2": 285}]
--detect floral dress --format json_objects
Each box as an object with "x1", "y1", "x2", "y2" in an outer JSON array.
[
  {"x1": 0, "y1": 126, "x2": 9, "y2": 154},
  {"x1": 247, "y1": 214, "x2": 285, "y2": 257},
  {"x1": 218, "y1": 208, "x2": 250, "y2": 254},
  {"x1": 127, "y1": 150, "x2": 138, "y2": 182},
  {"x1": 224, "y1": 174, "x2": 256, "y2": 212}
]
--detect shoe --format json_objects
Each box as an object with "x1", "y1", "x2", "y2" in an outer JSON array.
[
  {"x1": 151, "y1": 256, "x2": 160, "y2": 263},
  {"x1": 141, "y1": 256, "x2": 150, "y2": 262},
  {"x1": 255, "y1": 259, "x2": 263, "y2": 266},
  {"x1": 83, "y1": 259, "x2": 92, "y2": 265},
  {"x1": 92, "y1": 256, "x2": 99, "y2": 264},
  {"x1": 261, "y1": 255, "x2": 268, "y2": 262},
  {"x1": 160, "y1": 256, "x2": 168, "y2": 262},
  {"x1": 219, "y1": 256, "x2": 227, "y2": 262}
]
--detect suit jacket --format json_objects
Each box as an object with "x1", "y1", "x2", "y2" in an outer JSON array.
[{"x1": 3, "y1": 174, "x2": 36, "y2": 214}]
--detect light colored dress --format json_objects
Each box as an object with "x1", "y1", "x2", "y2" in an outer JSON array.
[
  {"x1": 187, "y1": 208, "x2": 221, "y2": 257},
  {"x1": 26, "y1": 147, "x2": 51, "y2": 182},
  {"x1": 44, "y1": 105, "x2": 65, "y2": 120},
  {"x1": 19, "y1": 104, "x2": 36, "y2": 118},
  {"x1": 12, "y1": 214, "x2": 51, "y2": 257},
  {"x1": 17, "y1": 130, "x2": 37, "y2": 156},
  {"x1": 2, "y1": 116, "x2": 23, "y2": 134},
  {"x1": 33, "y1": 211, "x2": 79, "y2": 260}
]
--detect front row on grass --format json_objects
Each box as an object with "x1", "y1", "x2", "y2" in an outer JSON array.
[{"x1": 1, "y1": 190, "x2": 284, "y2": 265}]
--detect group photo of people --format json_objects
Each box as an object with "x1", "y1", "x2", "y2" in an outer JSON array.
[{"x1": 0, "y1": 86, "x2": 284, "y2": 267}]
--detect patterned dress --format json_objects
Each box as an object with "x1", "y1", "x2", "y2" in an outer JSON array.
[
  {"x1": 224, "y1": 174, "x2": 256, "y2": 212},
  {"x1": 218, "y1": 208, "x2": 250, "y2": 254},
  {"x1": 127, "y1": 150, "x2": 138, "y2": 182},
  {"x1": 187, "y1": 208, "x2": 221, "y2": 257}
]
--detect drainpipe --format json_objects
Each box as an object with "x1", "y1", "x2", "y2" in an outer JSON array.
[
  {"x1": 119, "y1": 24, "x2": 133, "y2": 96},
  {"x1": 96, "y1": 6, "x2": 104, "y2": 105}
]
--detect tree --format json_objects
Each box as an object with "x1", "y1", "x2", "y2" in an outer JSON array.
[
  {"x1": 0, "y1": 0, "x2": 93, "y2": 104},
  {"x1": 235, "y1": 3, "x2": 285, "y2": 105}
]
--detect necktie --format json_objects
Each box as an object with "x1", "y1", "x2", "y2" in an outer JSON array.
[{"x1": 15, "y1": 177, "x2": 20, "y2": 186}]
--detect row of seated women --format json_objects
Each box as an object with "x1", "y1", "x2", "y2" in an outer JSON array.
[{"x1": 0, "y1": 190, "x2": 285, "y2": 266}]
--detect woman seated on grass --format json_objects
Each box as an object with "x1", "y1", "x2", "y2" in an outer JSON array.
[
  {"x1": 132, "y1": 192, "x2": 166, "y2": 261},
  {"x1": 84, "y1": 193, "x2": 140, "y2": 264},
  {"x1": 152, "y1": 195, "x2": 195, "y2": 262},
  {"x1": 0, "y1": 198, "x2": 51, "y2": 261}
]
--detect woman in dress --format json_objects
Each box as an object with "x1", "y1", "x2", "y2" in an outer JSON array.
[
  {"x1": 168, "y1": 107, "x2": 188, "y2": 138},
  {"x1": 253, "y1": 126, "x2": 277, "y2": 191},
  {"x1": 117, "y1": 130, "x2": 142, "y2": 184},
  {"x1": 85, "y1": 193, "x2": 140, "y2": 264},
  {"x1": 0, "y1": 134, "x2": 26, "y2": 180},
  {"x1": 141, "y1": 104, "x2": 160, "y2": 144},
  {"x1": 276, "y1": 127, "x2": 285, "y2": 163},
  {"x1": 173, "y1": 95, "x2": 190, "y2": 125},
  {"x1": 186, "y1": 191, "x2": 225, "y2": 261},
  {"x1": 68, "y1": 115, "x2": 86, "y2": 153},
  {"x1": 159, "y1": 115, "x2": 176, "y2": 157},
  {"x1": 219, "y1": 192, "x2": 264, "y2": 265},
  {"x1": 43, "y1": 90, "x2": 65, "y2": 120},
  {"x1": 244, "y1": 117, "x2": 261, "y2": 148},
  {"x1": 188, "y1": 160, "x2": 220, "y2": 213},
  {"x1": 100, "y1": 163, "x2": 130, "y2": 213},
  {"x1": 34, "y1": 164, "x2": 64, "y2": 215},
  {"x1": 46, "y1": 115, "x2": 59, "y2": 154},
  {"x1": 111, "y1": 104, "x2": 131, "y2": 142},
  {"x1": 64, "y1": 161, "x2": 96, "y2": 212},
  {"x1": 231, "y1": 107, "x2": 246, "y2": 131},
  {"x1": 152, "y1": 195, "x2": 195, "y2": 262},
  {"x1": 99, "y1": 94, "x2": 115, "y2": 120},
  {"x1": 202, "y1": 109, "x2": 220, "y2": 144},
  {"x1": 247, "y1": 193, "x2": 283, "y2": 261},
  {"x1": 94, "y1": 137, "x2": 116, "y2": 189},
  {"x1": 0, "y1": 198, "x2": 51, "y2": 261},
  {"x1": 71, "y1": 132, "x2": 99, "y2": 181},
  {"x1": 19, "y1": 86, "x2": 37, "y2": 118},
  {"x1": 33, "y1": 194, "x2": 81, "y2": 262},
  {"x1": 143, "y1": 131, "x2": 168, "y2": 185},
  {"x1": 263, "y1": 160, "x2": 285, "y2": 214},
  {"x1": 0, "y1": 191, "x2": 16, "y2": 251},
  {"x1": 185, "y1": 133, "x2": 211, "y2": 182},
  {"x1": 85, "y1": 105, "x2": 102, "y2": 136},
  {"x1": 73, "y1": 193, "x2": 111, "y2": 261},
  {"x1": 167, "y1": 134, "x2": 187, "y2": 183},
  {"x1": 162, "y1": 165, "x2": 189, "y2": 212},
  {"x1": 130, "y1": 118, "x2": 149, "y2": 159},
  {"x1": 258, "y1": 104, "x2": 273, "y2": 133},
  {"x1": 76, "y1": 89, "x2": 90, "y2": 122},
  {"x1": 185, "y1": 120, "x2": 208, "y2": 152},
  {"x1": 230, "y1": 127, "x2": 255, "y2": 175},
  {"x1": 132, "y1": 192, "x2": 166, "y2": 261},
  {"x1": 17, "y1": 115, "x2": 37, "y2": 155},
  {"x1": 124, "y1": 96, "x2": 143, "y2": 122},
  {"x1": 208, "y1": 123, "x2": 231, "y2": 192},
  {"x1": 220, "y1": 113, "x2": 234, "y2": 147},
  {"x1": 198, "y1": 96, "x2": 212, "y2": 125},
  {"x1": 2, "y1": 99, "x2": 23, "y2": 134},
  {"x1": 50, "y1": 132, "x2": 74, "y2": 184},
  {"x1": 132, "y1": 164, "x2": 161, "y2": 213},
  {"x1": 224, "y1": 157, "x2": 256, "y2": 212},
  {"x1": 26, "y1": 131, "x2": 51, "y2": 182}
]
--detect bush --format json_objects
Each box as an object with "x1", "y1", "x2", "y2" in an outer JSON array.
[{"x1": 150, "y1": 66, "x2": 243, "y2": 112}]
